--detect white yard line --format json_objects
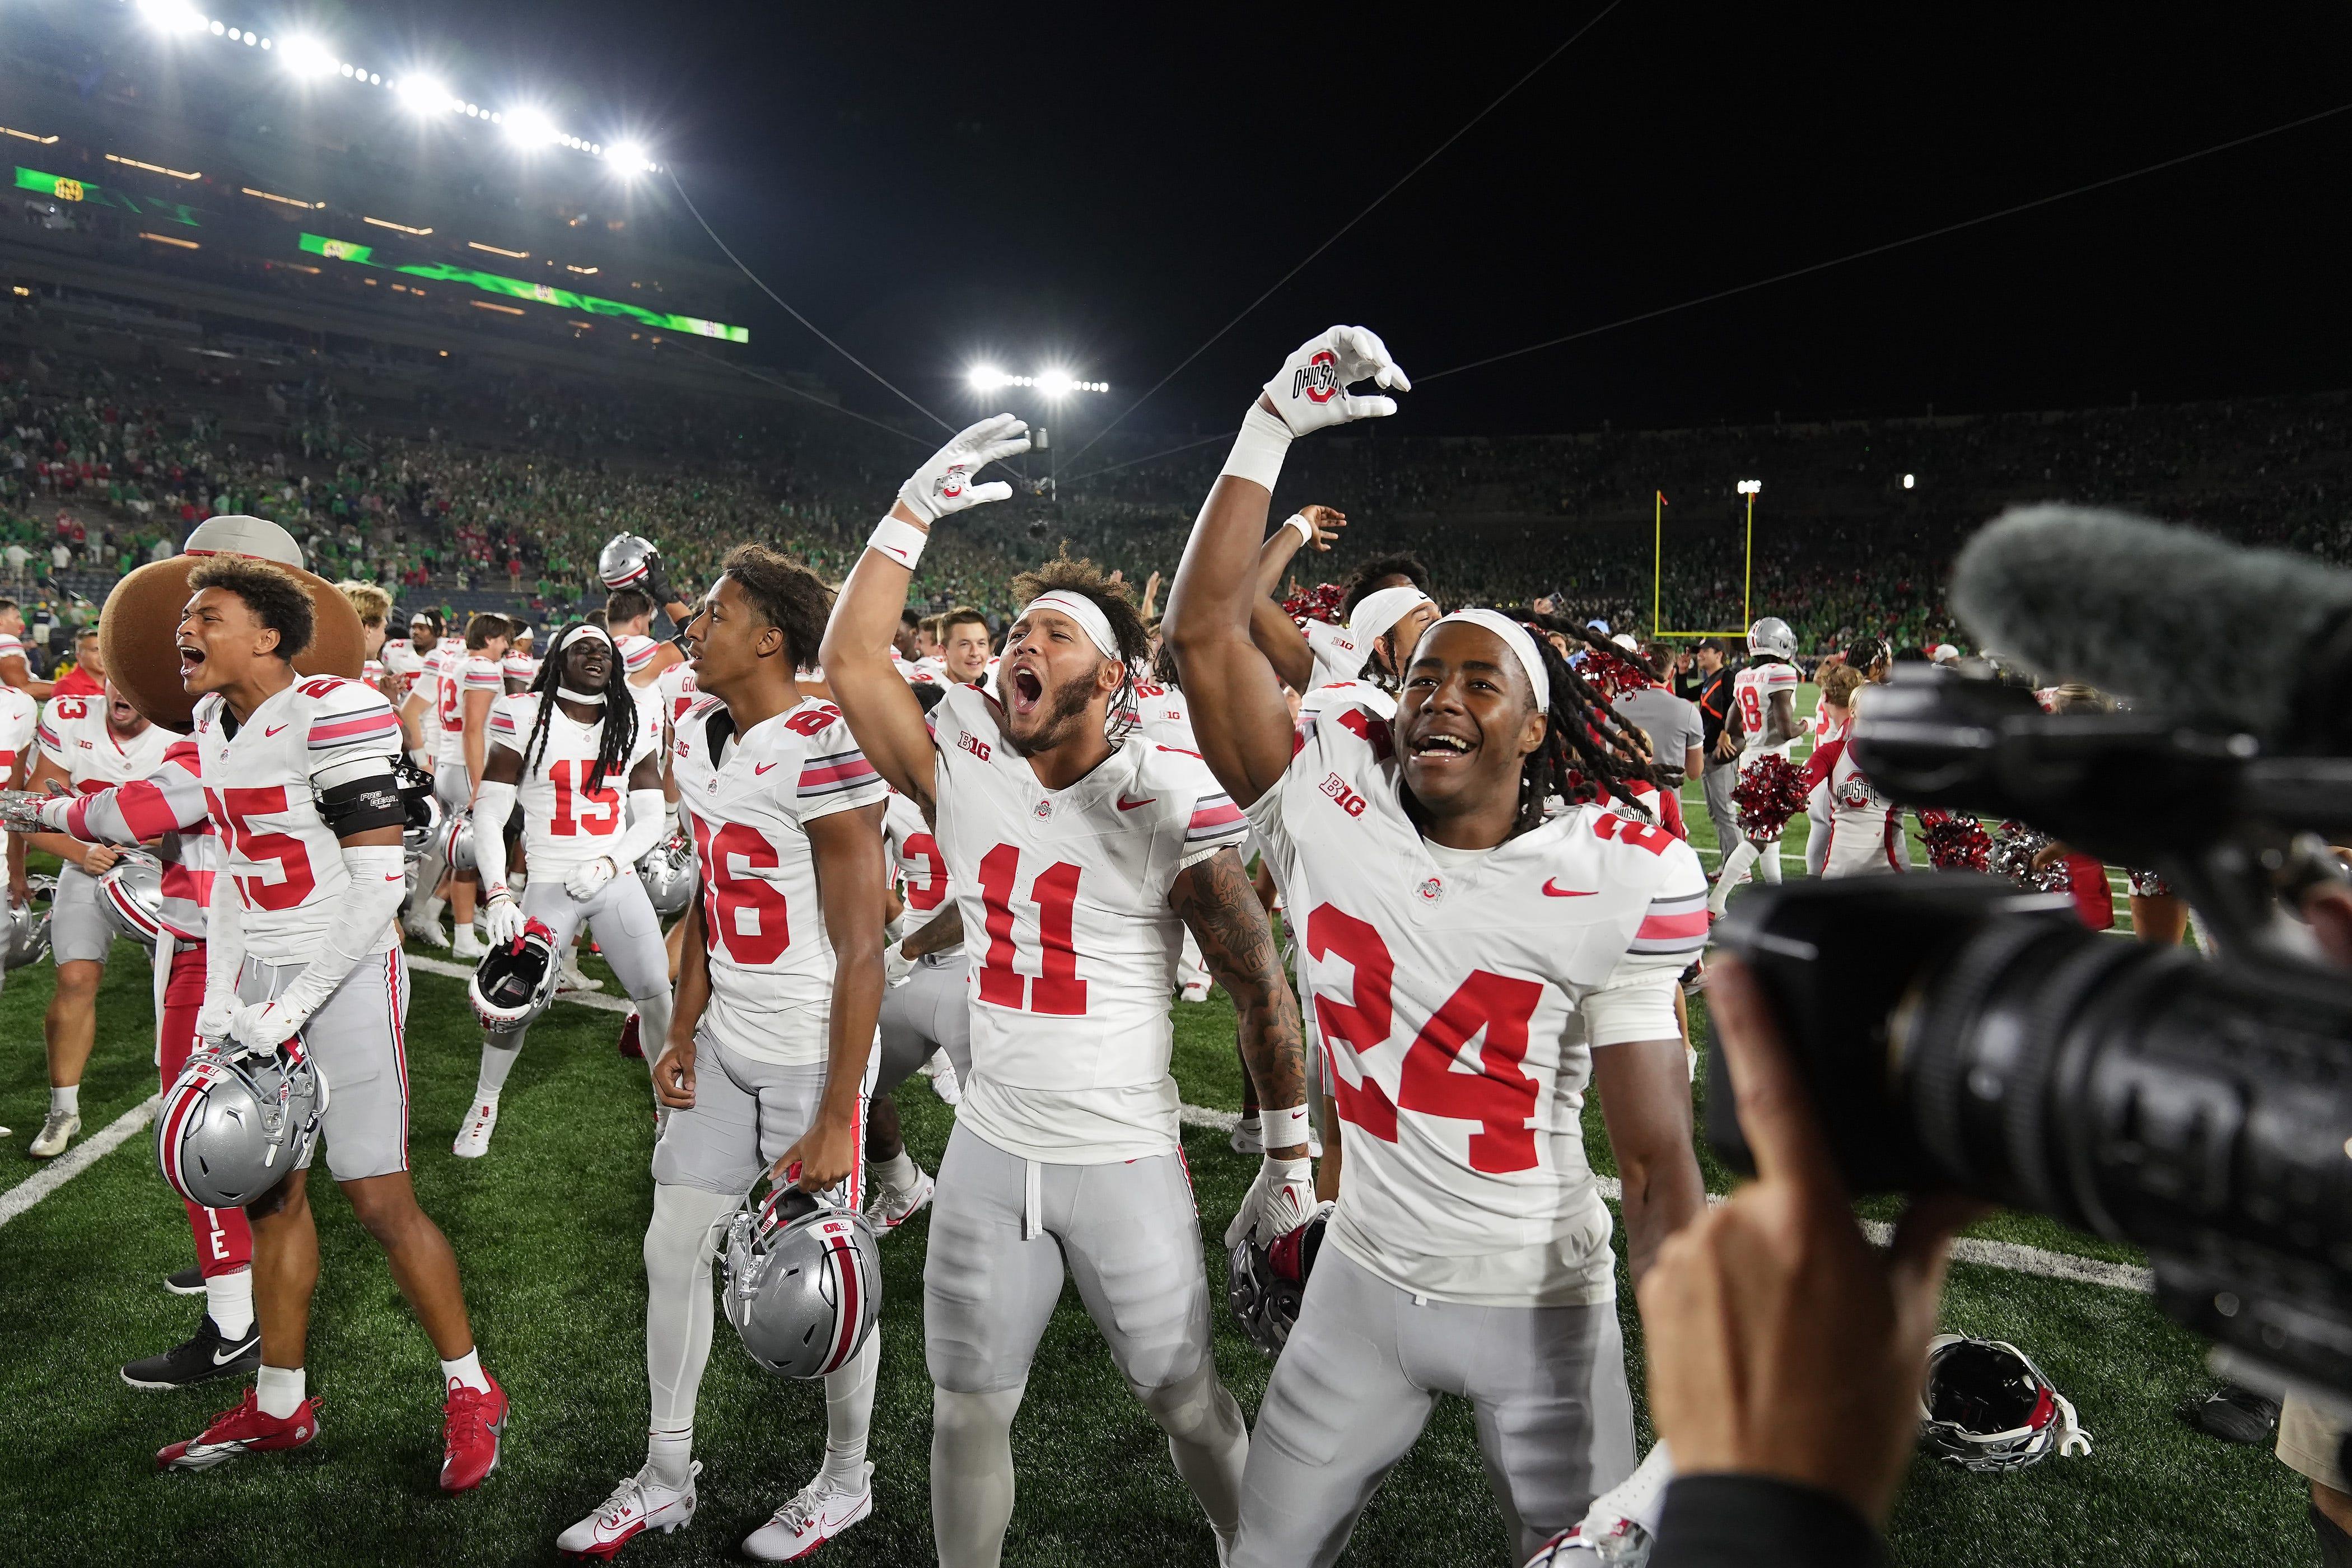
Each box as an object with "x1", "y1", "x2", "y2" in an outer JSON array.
[{"x1": 0, "y1": 1095, "x2": 160, "y2": 1230}]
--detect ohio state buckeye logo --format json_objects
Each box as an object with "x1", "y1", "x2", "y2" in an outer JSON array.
[
  {"x1": 1416, "y1": 876, "x2": 1443, "y2": 904},
  {"x1": 935, "y1": 464, "x2": 969, "y2": 501},
  {"x1": 1033, "y1": 798, "x2": 1052, "y2": 820},
  {"x1": 1290, "y1": 350, "x2": 1341, "y2": 404}
]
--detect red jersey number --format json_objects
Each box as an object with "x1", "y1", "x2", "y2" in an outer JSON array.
[
  {"x1": 691, "y1": 816, "x2": 791, "y2": 965},
  {"x1": 974, "y1": 844, "x2": 1085, "y2": 1015},
  {"x1": 899, "y1": 832, "x2": 949, "y2": 913},
  {"x1": 205, "y1": 786, "x2": 318, "y2": 912},
  {"x1": 548, "y1": 758, "x2": 620, "y2": 837},
  {"x1": 1737, "y1": 682, "x2": 1765, "y2": 736}
]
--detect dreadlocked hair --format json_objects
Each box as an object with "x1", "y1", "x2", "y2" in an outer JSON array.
[
  {"x1": 1513, "y1": 629, "x2": 1669, "y2": 838},
  {"x1": 721, "y1": 543, "x2": 833, "y2": 670},
  {"x1": 1011, "y1": 548, "x2": 1152, "y2": 734},
  {"x1": 522, "y1": 624, "x2": 638, "y2": 794}
]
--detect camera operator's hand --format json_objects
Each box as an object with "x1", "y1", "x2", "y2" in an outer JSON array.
[{"x1": 1638, "y1": 956, "x2": 1983, "y2": 1528}]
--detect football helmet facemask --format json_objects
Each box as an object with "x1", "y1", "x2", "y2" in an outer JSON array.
[
  {"x1": 1919, "y1": 1333, "x2": 2093, "y2": 1472},
  {"x1": 1226, "y1": 1200, "x2": 1334, "y2": 1356}
]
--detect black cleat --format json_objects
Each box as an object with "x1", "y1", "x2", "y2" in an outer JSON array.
[
  {"x1": 165, "y1": 1265, "x2": 205, "y2": 1296},
  {"x1": 121, "y1": 1315, "x2": 261, "y2": 1392},
  {"x1": 2177, "y1": 1383, "x2": 2281, "y2": 1445}
]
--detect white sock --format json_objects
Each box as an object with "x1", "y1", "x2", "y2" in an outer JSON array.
[
  {"x1": 475, "y1": 1034, "x2": 524, "y2": 1098},
  {"x1": 256, "y1": 1363, "x2": 306, "y2": 1419},
  {"x1": 50, "y1": 1084, "x2": 78, "y2": 1117},
  {"x1": 440, "y1": 1347, "x2": 491, "y2": 1394},
  {"x1": 1709, "y1": 841, "x2": 1761, "y2": 915},
  {"x1": 206, "y1": 1266, "x2": 254, "y2": 1340},
  {"x1": 819, "y1": 1333, "x2": 879, "y2": 1492},
  {"x1": 647, "y1": 1425, "x2": 694, "y2": 1491},
  {"x1": 874, "y1": 1147, "x2": 918, "y2": 1193}
]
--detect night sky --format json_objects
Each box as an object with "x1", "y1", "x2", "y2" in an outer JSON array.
[{"x1": 264, "y1": 4, "x2": 2352, "y2": 435}]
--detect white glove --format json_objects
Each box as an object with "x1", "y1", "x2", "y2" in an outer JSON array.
[
  {"x1": 564, "y1": 856, "x2": 617, "y2": 901},
  {"x1": 884, "y1": 940, "x2": 916, "y2": 989},
  {"x1": 0, "y1": 789, "x2": 71, "y2": 834},
  {"x1": 1224, "y1": 1155, "x2": 1317, "y2": 1249},
  {"x1": 230, "y1": 997, "x2": 309, "y2": 1054},
  {"x1": 194, "y1": 996, "x2": 238, "y2": 1052},
  {"x1": 1261, "y1": 325, "x2": 1410, "y2": 437},
  {"x1": 896, "y1": 414, "x2": 1030, "y2": 524},
  {"x1": 482, "y1": 892, "x2": 526, "y2": 947}
]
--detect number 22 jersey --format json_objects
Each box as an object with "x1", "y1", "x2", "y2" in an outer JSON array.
[{"x1": 1245, "y1": 697, "x2": 1710, "y2": 1307}]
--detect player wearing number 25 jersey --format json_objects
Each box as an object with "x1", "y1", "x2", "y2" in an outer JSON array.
[{"x1": 1165, "y1": 325, "x2": 1711, "y2": 1567}]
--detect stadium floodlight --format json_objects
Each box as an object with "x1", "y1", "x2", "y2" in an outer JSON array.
[
  {"x1": 396, "y1": 74, "x2": 453, "y2": 114},
  {"x1": 280, "y1": 35, "x2": 340, "y2": 78},
  {"x1": 608, "y1": 140, "x2": 654, "y2": 175},
  {"x1": 969, "y1": 366, "x2": 1009, "y2": 392},
  {"x1": 504, "y1": 108, "x2": 558, "y2": 149},
  {"x1": 1903, "y1": 473, "x2": 1916, "y2": 489},
  {"x1": 137, "y1": 0, "x2": 208, "y2": 32},
  {"x1": 1038, "y1": 370, "x2": 1074, "y2": 399},
  {"x1": 1736, "y1": 478, "x2": 1762, "y2": 495}
]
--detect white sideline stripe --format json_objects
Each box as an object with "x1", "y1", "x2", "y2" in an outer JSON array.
[{"x1": 0, "y1": 1095, "x2": 158, "y2": 1230}]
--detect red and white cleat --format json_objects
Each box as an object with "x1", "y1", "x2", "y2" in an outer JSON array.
[
  {"x1": 866, "y1": 1166, "x2": 934, "y2": 1234},
  {"x1": 741, "y1": 1465, "x2": 873, "y2": 1561},
  {"x1": 453, "y1": 1098, "x2": 500, "y2": 1160},
  {"x1": 441, "y1": 1374, "x2": 509, "y2": 1491},
  {"x1": 156, "y1": 1387, "x2": 321, "y2": 1472},
  {"x1": 557, "y1": 1462, "x2": 701, "y2": 1559},
  {"x1": 617, "y1": 1012, "x2": 645, "y2": 1060}
]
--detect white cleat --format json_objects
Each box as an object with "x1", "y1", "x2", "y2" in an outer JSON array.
[
  {"x1": 866, "y1": 1166, "x2": 934, "y2": 1234},
  {"x1": 451, "y1": 927, "x2": 487, "y2": 961},
  {"x1": 928, "y1": 1059, "x2": 962, "y2": 1107},
  {"x1": 29, "y1": 1108, "x2": 80, "y2": 1158},
  {"x1": 1229, "y1": 1117, "x2": 1262, "y2": 1157},
  {"x1": 453, "y1": 1099, "x2": 500, "y2": 1160},
  {"x1": 404, "y1": 916, "x2": 451, "y2": 950},
  {"x1": 557, "y1": 960, "x2": 603, "y2": 994},
  {"x1": 742, "y1": 1466, "x2": 872, "y2": 1562},
  {"x1": 557, "y1": 1462, "x2": 700, "y2": 1560}
]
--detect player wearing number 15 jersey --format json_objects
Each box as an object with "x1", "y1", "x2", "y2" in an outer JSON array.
[
  {"x1": 159, "y1": 556, "x2": 507, "y2": 1491},
  {"x1": 1166, "y1": 325, "x2": 1711, "y2": 1566},
  {"x1": 824, "y1": 417, "x2": 1309, "y2": 1568}
]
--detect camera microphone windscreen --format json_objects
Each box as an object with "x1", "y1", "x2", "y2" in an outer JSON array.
[{"x1": 1950, "y1": 505, "x2": 2352, "y2": 748}]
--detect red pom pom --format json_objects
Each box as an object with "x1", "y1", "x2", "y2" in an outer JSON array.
[
  {"x1": 1282, "y1": 582, "x2": 1347, "y2": 632},
  {"x1": 1917, "y1": 808, "x2": 1994, "y2": 872},
  {"x1": 1730, "y1": 753, "x2": 1808, "y2": 842},
  {"x1": 1576, "y1": 647, "x2": 1650, "y2": 702}
]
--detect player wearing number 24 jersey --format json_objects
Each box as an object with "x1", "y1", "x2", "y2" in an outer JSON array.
[
  {"x1": 1165, "y1": 325, "x2": 1711, "y2": 1567},
  {"x1": 822, "y1": 415, "x2": 1310, "y2": 1567}
]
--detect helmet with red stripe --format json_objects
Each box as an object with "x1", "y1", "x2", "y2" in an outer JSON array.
[
  {"x1": 2, "y1": 872, "x2": 53, "y2": 970},
  {"x1": 469, "y1": 916, "x2": 563, "y2": 1032},
  {"x1": 596, "y1": 532, "x2": 660, "y2": 590},
  {"x1": 156, "y1": 1043, "x2": 324, "y2": 1209},
  {"x1": 720, "y1": 1167, "x2": 881, "y2": 1379},
  {"x1": 96, "y1": 850, "x2": 199, "y2": 952},
  {"x1": 1919, "y1": 1333, "x2": 2093, "y2": 1472},
  {"x1": 635, "y1": 829, "x2": 696, "y2": 917},
  {"x1": 1227, "y1": 1200, "x2": 1335, "y2": 1355}
]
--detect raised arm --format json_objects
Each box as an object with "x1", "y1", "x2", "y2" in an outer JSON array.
[
  {"x1": 1245, "y1": 505, "x2": 1346, "y2": 697},
  {"x1": 821, "y1": 415, "x2": 1030, "y2": 818},
  {"x1": 1166, "y1": 329, "x2": 1407, "y2": 807}
]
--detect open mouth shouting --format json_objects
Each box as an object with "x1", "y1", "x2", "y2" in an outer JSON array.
[
  {"x1": 176, "y1": 638, "x2": 207, "y2": 684},
  {"x1": 1008, "y1": 664, "x2": 1046, "y2": 717}
]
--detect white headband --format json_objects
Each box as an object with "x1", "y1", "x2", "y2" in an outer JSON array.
[
  {"x1": 1019, "y1": 591, "x2": 1121, "y2": 661},
  {"x1": 1426, "y1": 608, "x2": 1550, "y2": 710},
  {"x1": 1349, "y1": 584, "x2": 1437, "y2": 647},
  {"x1": 566, "y1": 624, "x2": 615, "y2": 649}
]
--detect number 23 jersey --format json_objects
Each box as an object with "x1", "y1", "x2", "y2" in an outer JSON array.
[
  {"x1": 926, "y1": 681, "x2": 1248, "y2": 1164},
  {"x1": 1246, "y1": 698, "x2": 1710, "y2": 1307}
]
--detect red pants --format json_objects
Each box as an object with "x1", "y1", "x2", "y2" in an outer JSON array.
[{"x1": 161, "y1": 945, "x2": 253, "y2": 1278}]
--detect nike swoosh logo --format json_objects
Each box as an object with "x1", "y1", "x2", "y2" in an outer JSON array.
[
  {"x1": 384, "y1": 873, "x2": 404, "y2": 883},
  {"x1": 212, "y1": 1340, "x2": 254, "y2": 1366},
  {"x1": 1542, "y1": 879, "x2": 1597, "y2": 897},
  {"x1": 1116, "y1": 795, "x2": 1155, "y2": 811},
  {"x1": 264, "y1": 724, "x2": 288, "y2": 737},
  {"x1": 754, "y1": 762, "x2": 778, "y2": 775},
  {"x1": 879, "y1": 544, "x2": 911, "y2": 562}
]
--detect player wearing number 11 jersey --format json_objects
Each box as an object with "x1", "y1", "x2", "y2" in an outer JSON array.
[
  {"x1": 1166, "y1": 326, "x2": 1711, "y2": 1566},
  {"x1": 824, "y1": 417, "x2": 1310, "y2": 1568}
]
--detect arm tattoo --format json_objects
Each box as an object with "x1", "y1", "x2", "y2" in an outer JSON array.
[
  {"x1": 903, "y1": 903, "x2": 963, "y2": 960},
  {"x1": 1171, "y1": 847, "x2": 1306, "y2": 1114}
]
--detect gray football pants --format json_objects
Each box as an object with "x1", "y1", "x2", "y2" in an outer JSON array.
[
  {"x1": 1231, "y1": 1245, "x2": 1635, "y2": 1567},
  {"x1": 1702, "y1": 756, "x2": 1740, "y2": 862},
  {"x1": 875, "y1": 953, "x2": 970, "y2": 1096}
]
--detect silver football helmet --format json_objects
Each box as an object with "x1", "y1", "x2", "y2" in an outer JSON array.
[
  {"x1": 394, "y1": 758, "x2": 442, "y2": 857},
  {"x1": 1746, "y1": 616, "x2": 1796, "y2": 661},
  {"x1": 720, "y1": 1170, "x2": 881, "y2": 1379},
  {"x1": 469, "y1": 917, "x2": 563, "y2": 1032},
  {"x1": 1918, "y1": 1334, "x2": 2092, "y2": 1473},
  {"x1": 96, "y1": 850, "x2": 199, "y2": 950},
  {"x1": 598, "y1": 533, "x2": 660, "y2": 590},
  {"x1": 3, "y1": 875, "x2": 55, "y2": 970},
  {"x1": 438, "y1": 810, "x2": 476, "y2": 874},
  {"x1": 156, "y1": 1044, "x2": 326, "y2": 1210},
  {"x1": 1228, "y1": 1201, "x2": 1336, "y2": 1356},
  {"x1": 637, "y1": 830, "x2": 696, "y2": 917}
]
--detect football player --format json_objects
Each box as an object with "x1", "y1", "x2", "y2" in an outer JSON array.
[
  {"x1": 18, "y1": 680, "x2": 172, "y2": 1156},
  {"x1": 0, "y1": 596, "x2": 55, "y2": 700},
  {"x1": 1165, "y1": 326, "x2": 1710, "y2": 1566},
  {"x1": 608, "y1": 586, "x2": 682, "y2": 689},
  {"x1": 558, "y1": 545, "x2": 889, "y2": 1562},
  {"x1": 454, "y1": 623, "x2": 669, "y2": 1157},
  {"x1": 433, "y1": 614, "x2": 512, "y2": 959},
  {"x1": 823, "y1": 419, "x2": 1310, "y2": 1568},
  {"x1": 337, "y1": 582, "x2": 396, "y2": 707},
  {"x1": 866, "y1": 763, "x2": 962, "y2": 1233},
  {"x1": 502, "y1": 623, "x2": 540, "y2": 694},
  {"x1": 1706, "y1": 616, "x2": 1803, "y2": 916},
  {"x1": 157, "y1": 556, "x2": 506, "y2": 1488},
  {"x1": 382, "y1": 609, "x2": 435, "y2": 713}
]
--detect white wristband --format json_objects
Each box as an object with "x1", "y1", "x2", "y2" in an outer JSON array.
[
  {"x1": 1282, "y1": 511, "x2": 1315, "y2": 547},
  {"x1": 1221, "y1": 401, "x2": 1295, "y2": 493},
  {"x1": 1262, "y1": 1103, "x2": 1313, "y2": 1152},
  {"x1": 867, "y1": 514, "x2": 930, "y2": 571}
]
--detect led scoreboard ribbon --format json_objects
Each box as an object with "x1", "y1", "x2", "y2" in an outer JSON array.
[
  {"x1": 14, "y1": 166, "x2": 199, "y2": 226},
  {"x1": 298, "y1": 232, "x2": 748, "y2": 343}
]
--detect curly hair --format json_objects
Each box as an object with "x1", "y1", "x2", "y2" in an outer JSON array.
[
  {"x1": 721, "y1": 543, "x2": 832, "y2": 670},
  {"x1": 1340, "y1": 553, "x2": 1432, "y2": 621},
  {"x1": 1009, "y1": 549, "x2": 1152, "y2": 670},
  {"x1": 187, "y1": 557, "x2": 315, "y2": 660}
]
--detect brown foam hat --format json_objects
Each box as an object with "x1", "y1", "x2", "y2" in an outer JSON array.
[{"x1": 101, "y1": 515, "x2": 365, "y2": 729}]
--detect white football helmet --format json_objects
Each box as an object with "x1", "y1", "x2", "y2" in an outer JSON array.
[
  {"x1": 156, "y1": 1044, "x2": 325, "y2": 1209},
  {"x1": 720, "y1": 1170, "x2": 881, "y2": 1379},
  {"x1": 1746, "y1": 616, "x2": 1796, "y2": 661},
  {"x1": 1919, "y1": 1333, "x2": 2092, "y2": 1473},
  {"x1": 469, "y1": 916, "x2": 563, "y2": 1032},
  {"x1": 636, "y1": 830, "x2": 696, "y2": 917},
  {"x1": 96, "y1": 851, "x2": 199, "y2": 951},
  {"x1": 598, "y1": 533, "x2": 659, "y2": 590}
]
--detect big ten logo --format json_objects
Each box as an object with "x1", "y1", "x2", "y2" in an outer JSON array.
[
  {"x1": 1319, "y1": 772, "x2": 1367, "y2": 817},
  {"x1": 958, "y1": 730, "x2": 991, "y2": 762}
]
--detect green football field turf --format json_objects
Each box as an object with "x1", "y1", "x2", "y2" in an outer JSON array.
[{"x1": 0, "y1": 706, "x2": 2310, "y2": 1565}]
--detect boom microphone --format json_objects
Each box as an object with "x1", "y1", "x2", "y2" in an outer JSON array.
[{"x1": 1950, "y1": 505, "x2": 2352, "y2": 751}]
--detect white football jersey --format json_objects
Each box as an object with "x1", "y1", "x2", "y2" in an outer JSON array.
[
  {"x1": 1298, "y1": 678, "x2": 1396, "y2": 725},
  {"x1": 434, "y1": 652, "x2": 505, "y2": 765},
  {"x1": 501, "y1": 652, "x2": 540, "y2": 689},
  {"x1": 672, "y1": 694, "x2": 885, "y2": 1065},
  {"x1": 925, "y1": 682, "x2": 1249, "y2": 1163},
  {"x1": 0, "y1": 631, "x2": 27, "y2": 669},
  {"x1": 38, "y1": 694, "x2": 174, "y2": 791},
  {"x1": 655, "y1": 659, "x2": 701, "y2": 726},
  {"x1": 1247, "y1": 696, "x2": 1709, "y2": 1308},
  {"x1": 487, "y1": 693, "x2": 660, "y2": 877},
  {"x1": 1301, "y1": 618, "x2": 1369, "y2": 686},
  {"x1": 381, "y1": 638, "x2": 426, "y2": 700},
  {"x1": 883, "y1": 789, "x2": 958, "y2": 950},
  {"x1": 193, "y1": 675, "x2": 406, "y2": 965},
  {"x1": 616, "y1": 634, "x2": 662, "y2": 685},
  {"x1": 1126, "y1": 679, "x2": 1196, "y2": 752},
  {"x1": 0, "y1": 685, "x2": 38, "y2": 781},
  {"x1": 1732, "y1": 660, "x2": 1800, "y2": 758},
  {"x1": 411, "y1": 642, "x2": 453, "y2": 751}
]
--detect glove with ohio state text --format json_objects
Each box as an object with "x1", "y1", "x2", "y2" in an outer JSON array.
[
  {"x1": 1260, "y1": 325, "x2": 1410, "y2": 438},
  {"x1": 897, "y1": 414, "x2": 1031, "y2": 524},
  {"x1": 1224, "y1": 1155, "x2": 1317, "y2": 1249},
  {"x1": 564, "y1": 856, "x2": 617, "y2": 901}
]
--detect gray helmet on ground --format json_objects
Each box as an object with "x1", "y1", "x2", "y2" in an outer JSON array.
[
  {"x1": 97, "y1": 850, "x2": 198, "y2": 951},
  {"x1": 157, "y1": 1046, "x2": 325, "y2": 1209},
  {"x1": 637, "y1": 830, "x2": 696, "y2": 917},
  {"x1": 469, "y1": 916, "x2": 563, "y2": 1032},
  {"x1": 1918, "y1": 1333, "x2": 2092, "y2": 1473},
  {"x1": 720, "y1": 1170, "x2": 881, "y2": 1378},
  {"x1": 3, "y1": 874, "x2": 55, "y2": 970},
  {"x1": 1746, "y1": 616, "x2": 1797, "y2": 661},
  {"x1": 598, "y1": 533, "x2": 660, "y2": 590}
]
